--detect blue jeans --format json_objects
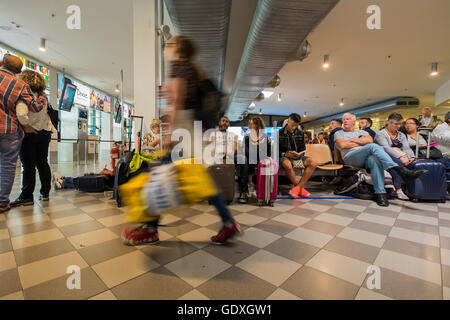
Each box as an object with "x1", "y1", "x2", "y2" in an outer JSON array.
[
  {"x1": 344, "y1": 144, "x2": 398, "y2": 194},
  {"x1": 0, "y1": 131, "x2": 23, "y2": 205}
]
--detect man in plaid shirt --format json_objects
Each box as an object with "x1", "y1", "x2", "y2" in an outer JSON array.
[{"x1": 0, "y1": 55, "x2": 48, "y2": 213}]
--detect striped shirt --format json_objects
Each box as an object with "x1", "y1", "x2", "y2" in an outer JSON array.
[{"x1": 0, "y1": 68, "x2": 47, "y2": 134}]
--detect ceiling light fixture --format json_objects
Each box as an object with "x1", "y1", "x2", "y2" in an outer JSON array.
[
  {"x1": 39, "y1": 38, "x2": 46, "y2": 52},
  {"x1": 339, "y1": 98, "x2": 344, "y2": 107},
  {"x1": 259, "y1": 108, "x2": 263, "y2": 115},
  {"x1": 248, "y1": 102, "x2": 256, "y2": 110},
  {"x1": 262, "y1": 90, "x2": 274, "y2": 98},
  {"x1": 277, "y1": 93, "x2": 282, "y2": 102},
  {"x1": 322, "y1": 54, "x2": 330, "y2": 69},
  {"x1": 430, "y1": 62, "x2": 439, "y2": 77},
  {"x1": 303, "y1": 112, "x2": 307, "y2": 117},
  {"x1": 115, "y1": 84, "x2": 120, "y2": 93}
]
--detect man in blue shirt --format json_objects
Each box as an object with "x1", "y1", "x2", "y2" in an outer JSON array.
[{"x1": 359, "y1": 117, "x2": 376, "y2": 140}]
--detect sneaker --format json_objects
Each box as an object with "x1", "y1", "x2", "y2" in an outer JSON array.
[
  {"x1": 210, "y1": 221, "x2": 242, "y2": 245},
  {"x1": 0, "y1": 204, "x2": 10, "y2": 214},
  {"x1": 10, "y1": 197, "x2": 34, "y2": 208},
  {"x1": 288, "y1": 186, "x2": 301, "y2": 199},
  {"x1": 238, "y1": 193, "x2": 248, "y2": 204},
  {"x1": 39, "y1": 195, "x2": 49, "y2": 201},
  {"x1": 299, "y1": 187, "x2": 311, "y2": 198},
  {"x1": 121, "y1": 225, "x2": 159, "y2": 246}
]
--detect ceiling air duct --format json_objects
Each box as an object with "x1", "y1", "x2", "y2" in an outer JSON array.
[{"x1": 225, "y1": 0, "x2": 340, "y2": 121}]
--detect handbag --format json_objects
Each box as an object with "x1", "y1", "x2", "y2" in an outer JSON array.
[
  {"x1": 290, "y1": 151, "x2": 306, "y2": 169},
  {"x1": 418, "y1": 147, "x2": 442, "y2": 159},
  {"x1": 391, "y1": 147, "x2": 408, "y2": 158},
  {"x1": 47, "y1": 103, "x2": 59, "y2": 129}
]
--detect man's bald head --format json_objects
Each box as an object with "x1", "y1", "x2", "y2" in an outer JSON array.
[{"x1": 2, "y1": 55, "x2": 23, "y2": 74}]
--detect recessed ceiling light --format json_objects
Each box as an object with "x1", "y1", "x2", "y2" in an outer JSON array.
[
  {"x1": 277, "y1": 93, "x2": 282, "y2": 102},
  {"x1": 115, "y1": 84, "x2": 120, "y2": 93},
  {"x1": 39, "y1": 38, "x2": 46, "y2": 52},
  {"x1": 430, "y1": 62, "x2": 439, "y2": 77},
  {"x1": 262, "y1": 90, "x2": 274, "y2": 98},
  {"x1": 322, "y1": 54, "x2": 330, "y2": 69},
  {"x1": 339, "y1": 98, "x2": 344, "y2": 107}
]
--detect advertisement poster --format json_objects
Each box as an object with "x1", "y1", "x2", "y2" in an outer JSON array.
[
  {"x1": 113, "y1": 98, "x2": 123, "y2": 124},
  {"x1": 90, "y1": 90, "x2": 110, "y2": 112},
  {"x1": 74, "y1": 82, "x2": 90, "y2": 107}
]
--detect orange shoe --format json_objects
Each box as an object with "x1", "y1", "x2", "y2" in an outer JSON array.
[
  {"x1": 288, "y1": 186, "x2": 301, "y2": 199},
  {"x1": 299, "y1": 187, "x2": 311, "y2": 198}
]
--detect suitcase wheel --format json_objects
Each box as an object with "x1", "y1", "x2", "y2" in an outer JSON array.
[
  {"x1": 442, "y1": 198, "x2": 447, "y2": 203},
  {"x1": 412, "y1": 198, "x2": 419, "y2": 203},
  {"x1": 269, "y1": 200, "x2": 274, "y2": 207},
  {"x1": 258, "y1": 200, "x2": 264, "y2": 207}
]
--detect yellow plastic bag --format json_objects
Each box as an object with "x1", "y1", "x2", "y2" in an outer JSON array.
[
  {"x1": 119, "y1": 173, "x2": 159, "y2": 223},
  {"x1": 173, "y1": 159, "x2": 218, "y2": 204},
  {"x1": 120, "y1": 158, "x2": 218, "y2": 223}
]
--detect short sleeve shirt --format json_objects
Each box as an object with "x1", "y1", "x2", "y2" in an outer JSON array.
[
  {"x1": 209, "y1": 130, "x2": 237, "y2": 159},
  {"x1": 334, "y1": 129, "x2": 369, "y2": 159},
  {"x1": 169, "y1": 60, "x2": 201, "y2": 110}
]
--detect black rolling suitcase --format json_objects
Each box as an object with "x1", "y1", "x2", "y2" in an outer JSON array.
[
  {"x1": 74, "y1": 175, "x2": 107, "y2": 193},
  {"x1": 208, "y1": 164, "x2": 236, "y2": 205}
]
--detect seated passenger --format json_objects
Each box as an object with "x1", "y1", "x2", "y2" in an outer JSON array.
[
  {"x1": 327, "y1": 118, "x2": 343, "y2": 154},
  {"x1": 432, "y1": 111, "x2": 450, "y2": 158},
  {"x1": 279, "y1": 113, "x2": 318, "y2": 199},
  {"x1": 374, "y1": 113, "x2": 416, "y2": 200},
  {"x1": 313, "y1": 132, "x2": 327, "y2": 144},
  {"x1": 335, "y1": 113, "x2": 427, "y2": 207},
  {"x1": 419, "y1": 107, "x2": 441, "y2": 130},
  {"x1": 403, "y1": 118, "x2": 428, "y2": 149},
  {"x1": 209, "y1": 116, "x2": 238, "y2": 163},
  {"x1": 359, "y1": 117, "x2": 376, "y2": 140},
  {"x1": 237, "y1": 116, "x2": 271, "y2": 203},
  {"x1": 143, "y1": 119, "x2": 162, "y2": 151}
]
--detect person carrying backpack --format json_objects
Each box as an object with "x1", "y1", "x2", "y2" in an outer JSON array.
[{"x1": 122, "y1": 36, "x2": 242, "y2": 246}]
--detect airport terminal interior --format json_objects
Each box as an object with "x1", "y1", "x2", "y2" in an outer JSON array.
[{"x1": 1, "y1": 0, "x2": 450, "y2": 300}]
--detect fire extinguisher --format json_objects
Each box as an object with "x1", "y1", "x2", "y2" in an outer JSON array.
[{"x1": 110, "y1": 146, "x2": 120, "y2": 175}]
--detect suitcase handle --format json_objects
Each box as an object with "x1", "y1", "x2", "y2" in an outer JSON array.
[{"x1": 416, "y1": 128, "x2": 432, "y2": 159}]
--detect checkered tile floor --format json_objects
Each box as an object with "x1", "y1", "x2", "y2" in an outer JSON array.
[{"x1": 1, "y1": 163, "x2": 450, "y2": 300}]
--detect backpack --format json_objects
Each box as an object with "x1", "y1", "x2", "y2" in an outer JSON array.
[
  {"x1": 47, "y1": 103, "x2": 59, "y2": 130},
  {"x1": 334, "y1": 169, "x2": 394, "y2": 199},
  {"x1": 196, "y1": 79, "x2": 222, "y2": 130}
]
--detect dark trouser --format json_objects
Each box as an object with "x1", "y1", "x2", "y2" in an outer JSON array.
[
  {"x1": 145, "y1": 153, "x2": 234, "y2": 230},
  {"x1": 19, "y1": 130, "x2": 52, "y2": 199},
  {"x1": 389, "y1": 156, "x2": 412, "y2": 189},
  {"x1": 237, "y1": 161, "x2": 257, "y2": 194}
]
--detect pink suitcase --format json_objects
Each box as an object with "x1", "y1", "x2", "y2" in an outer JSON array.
[{"x1": 256, "y1": 159, "x2": 279, "y2": 207}]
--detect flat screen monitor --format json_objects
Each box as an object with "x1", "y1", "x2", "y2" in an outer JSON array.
[
  {"x1": 79, "y1": 108, "x2": 88, "y2": 120},
  {"x1": 115, "y1": 105, "x2": 122, "y2": 124},
  {"x1": 59, "y1": 82, "x2": 77, "y2": 112}
]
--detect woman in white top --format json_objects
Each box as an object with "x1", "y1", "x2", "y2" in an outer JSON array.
[
  {"x1": 12, "y1": 70, "x2": 54, "y2": 206},
  {"x1": 404, "y1": 118, "x2": 427, "y2": 149}
]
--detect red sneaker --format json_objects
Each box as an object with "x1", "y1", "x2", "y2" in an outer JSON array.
[
  {"x1": 121, "y1": 225, "x2": 159, "y2": 246},
  {"x1": 210, "y1": 221, "x2": 243, "y2": 245},
  {"x1": 288, "y1": 186, "x2": 301, "y2": 199},
  {"x1": 299, "y1": 187, "x2": 311, "y2": 198}
]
